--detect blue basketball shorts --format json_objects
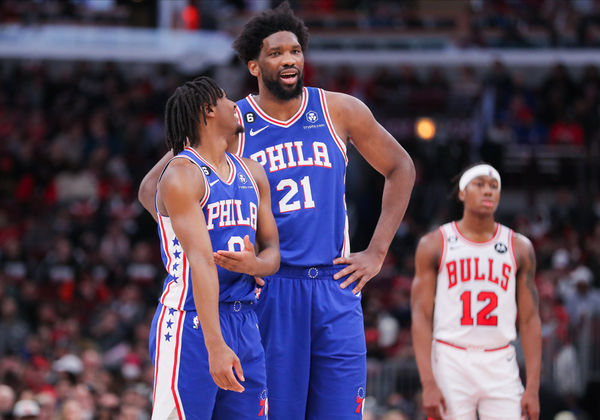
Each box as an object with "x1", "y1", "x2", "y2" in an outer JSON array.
[
  {"x1": 254, "y1": 265, "x2": 367, "y2": 420},
  {"x1": 149, "y1": 301, "x2": 268, "y2": 420}
]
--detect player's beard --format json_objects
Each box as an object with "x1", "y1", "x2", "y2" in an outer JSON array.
[{"x1": 262, "y1": 67, "x2": 304, "y2": 100}]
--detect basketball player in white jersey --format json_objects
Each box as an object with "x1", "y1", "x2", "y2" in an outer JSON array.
[{"x1": 411, "y1": 163, "x2": 541, "y2": 420}]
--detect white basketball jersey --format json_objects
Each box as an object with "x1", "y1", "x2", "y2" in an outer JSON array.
[{"x1": 433, "y1": 222, "x2": 517, "y2": 348}]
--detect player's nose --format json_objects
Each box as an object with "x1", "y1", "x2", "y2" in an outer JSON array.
[{"x1": 280, "y1": 51, "x2": 299, "y2": 66}]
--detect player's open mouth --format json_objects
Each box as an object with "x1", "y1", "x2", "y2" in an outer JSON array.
[{"x1": 279, "y1": 71, "x2": 298, "y2": 85}]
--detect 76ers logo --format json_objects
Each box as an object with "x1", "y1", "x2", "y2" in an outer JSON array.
[
  {"x1": 258, "y1": 389, "x2": 268, "y2": 417},
  {"x1": 355, "y1": 387, "x2": 365, "y2": 414}
]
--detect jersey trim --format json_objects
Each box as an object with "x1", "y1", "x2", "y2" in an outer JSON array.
[
  {"x1": 438, "y1": 227, "x2": 447, "y2": 273},
  {"x1": 435, "y1": 338, "x2": 510, "y2": 352},
  {"x1": 318, "y1": 88, "x2": 348, "y2": 165},
  {"x1": 246, "y1": 87, "x2": 309, "y2": 127},
  {"x1": 152, "y1": 304, "x2": 168, "y2": 412},
  {"x1": 184, "y1": 147, "x2": 236, "y2": 185},
  {"x1": 235, "y1": 106, "x2": 245, "y2": 156},
  {"x1": 156, "y1": 154, "x2": 211, "y2": 214},
  {"x1": 177, "y1": 255, "x2": 188, "y2": 311},
  {"x1": 171, "y1": 311, "x2": 186, "y2": 419},
  {"x1": 508, "y1": 229, "x2": 517, "y2": 269},
  {"x1": 452, "y1": 221, "x2": 500, "y2": 246}
]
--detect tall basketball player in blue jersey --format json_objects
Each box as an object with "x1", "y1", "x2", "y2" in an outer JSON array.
[
  {"x1": 149, "y1": 77, "x2": 279, "y2": 419},
  {"x1": 139, "y1": 3, "x2": 415, "y2": 418}
]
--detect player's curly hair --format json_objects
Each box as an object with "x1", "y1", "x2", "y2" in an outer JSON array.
[
  {"x1": 232, "y1": 1, "x2": 309, "y2": 64},
  {"x1": 165, "y1": 76, "x2": 223, "y2": 155}
]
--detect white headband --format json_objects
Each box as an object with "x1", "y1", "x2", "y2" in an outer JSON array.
[{"x1": 459, "y1": 164, "x2": 501, "y2": 191}]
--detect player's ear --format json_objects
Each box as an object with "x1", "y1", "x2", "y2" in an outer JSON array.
[
  {"x1": 248, "y1": 60, "x2": 260, "y2": 78},
  {"x1": 204, "y1": 104, "x2": 215, "y2": 118},
  {"x1": 458, "y1": 189, "x2": 465, "y2": 202}
]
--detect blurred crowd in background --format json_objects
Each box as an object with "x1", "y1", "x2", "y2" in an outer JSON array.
[{"x1": 1, "y1": 0, "x2": 600, "y2": 419}]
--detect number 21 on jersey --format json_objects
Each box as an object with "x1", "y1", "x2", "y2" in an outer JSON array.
[{"x1": 277, "y1": 176, "x2": 315, "y2": 213}]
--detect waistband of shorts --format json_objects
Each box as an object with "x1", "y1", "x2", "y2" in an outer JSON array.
[
  {"x1": 435, "y1": 339, "x2": 510, "y2": 352},
  {"x1": 218, "y1": 300, "x2": 255, "y2": 313},
  {"x1": 274, "y1": 264, "x2": 346, "y2": 280}
]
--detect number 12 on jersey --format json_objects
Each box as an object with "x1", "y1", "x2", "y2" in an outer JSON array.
[
  {"x1": 277, "y1": 176, "x2": 315, "y2": 213},
  {"x1": 460, "y1": 290, "x2": 498, "y2": 326}
]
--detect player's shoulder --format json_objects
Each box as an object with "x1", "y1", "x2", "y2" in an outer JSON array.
[
  {"x1": 417, "y1": 227, "x2": 444, "y2": 253},
  {"x1": 322, "y1": 89, "x2": 363, "y2": 108},
  {"x1": 241, "y1": 157, "x2": 267, "y2": 180},
  {"x1": 511, "y1": 231, "x2": 534, "y2": 263},
  {"x1": 159, "y1": 157, "x2": 204, "y2": 196}
]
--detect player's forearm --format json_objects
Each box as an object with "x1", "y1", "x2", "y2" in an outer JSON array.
[
  {"x1": 519, "y1": 314, "x2": 542, "y2": 389},
  {"x1": 411, "y1": 308, "x2": 436, "y2": 386},
  {"x1": 190, "y1": 262, "x2": 226, "y2": 349},
  {"x1": 253, "y1": 247, "x2": 280, "y2": 277},
  {"x1": 367, "y1": 157, "x2": 415, "y2": 258}
]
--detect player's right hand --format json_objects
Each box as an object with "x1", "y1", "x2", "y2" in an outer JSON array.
[
  {"x1": 422, "y1": 382, "x2": 446, "y2": 419},
  {"x1": 207, "y1": 343, "x2": 245, "y2": 393}
]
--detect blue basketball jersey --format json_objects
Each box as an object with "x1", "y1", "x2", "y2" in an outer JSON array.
[
  {"x1": 156, "y1": 147, "x2": 259, "y2": 310},
  {"x1": 235, "y1": 87, "x2": 349, "y2": 267}
]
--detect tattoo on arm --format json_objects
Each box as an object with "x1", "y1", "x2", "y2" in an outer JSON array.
[{"x1": 525, "y1": 245, "x2": 538, "y2": 307}]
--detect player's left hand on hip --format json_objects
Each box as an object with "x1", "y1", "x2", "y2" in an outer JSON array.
[{"x1": 333, "y1": 250, "x2": 383, "y2": 294}]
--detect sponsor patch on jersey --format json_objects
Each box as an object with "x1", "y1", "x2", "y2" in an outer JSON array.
[
  {"x1": 448, "y1": 235, "x2": 458, "y2": 245},
  {"x1": 495, "y1": 242, "x2": 508, "y2": 253},
  {"x1": 201, "y1": 166, "x2": 212, "y2": 176},
  {"x1": 244, "y1": 112, "x2": 256, "y2": 124},
  {"x1": 306, "y1": 110, "x2": 319, "y2": 123},
  {"x1": 238, "y1": 172, "x2": 247, "y2": 184}
]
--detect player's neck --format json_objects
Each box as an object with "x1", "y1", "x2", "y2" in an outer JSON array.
[
  {"x1": 193, "y1": 140, "x2": 230, "y2": 180},
  {"x1": 254, "y1": 87, "x2": 303, "y2": 121},
  {"x1": 456, "y1": 215, "x2": 497, "y2": 242}
]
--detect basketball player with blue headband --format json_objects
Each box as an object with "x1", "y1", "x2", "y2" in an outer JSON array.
[{"x1": 411, "y1": 163, "x2": 541, "y2": 420}]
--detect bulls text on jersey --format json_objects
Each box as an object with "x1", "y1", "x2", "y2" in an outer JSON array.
[{"x1": 444, "y1": 257, "x2": 512, "y2": 291}]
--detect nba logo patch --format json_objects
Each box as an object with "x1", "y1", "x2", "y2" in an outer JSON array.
[
  {"x1": 192, "y1": 315, "x2": 199, "y2": 329},
  {"x1": 306, "y1": 110, "x2": 318, "y2": 123}
]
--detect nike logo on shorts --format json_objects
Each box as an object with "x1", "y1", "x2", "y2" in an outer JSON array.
[{"x1": 249, "y1": 126, "x2": 269, "y2": 136}]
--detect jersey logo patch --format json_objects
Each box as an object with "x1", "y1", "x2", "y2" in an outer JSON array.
[
  {"x1": 494, "y1": 242, "x2": 508, "y2": 253},
  {"x1": 306, "y1": 110, "x2": 318, "y2": 123},
  {"x1": 238, "y1": 172, "x2": 247, "y2": 184},
  {"x1": 355, "y1": 387, "x2": 365, "y2": 414},
  {"x1": 209, "y1": 179, "x2": 219, "y2": 187},
  {"x1": 249, "y1": 126, "x2": 269, "y2": 136},
  {"x1": 245, "y1": 112, "x2": 256, "y2": 123},
  {"x1": 201, "y1": 166, "x2": 212, "y2": 176},
  {"x1": 447, "y1": 235, "x2": 459, "y2": 249}
]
